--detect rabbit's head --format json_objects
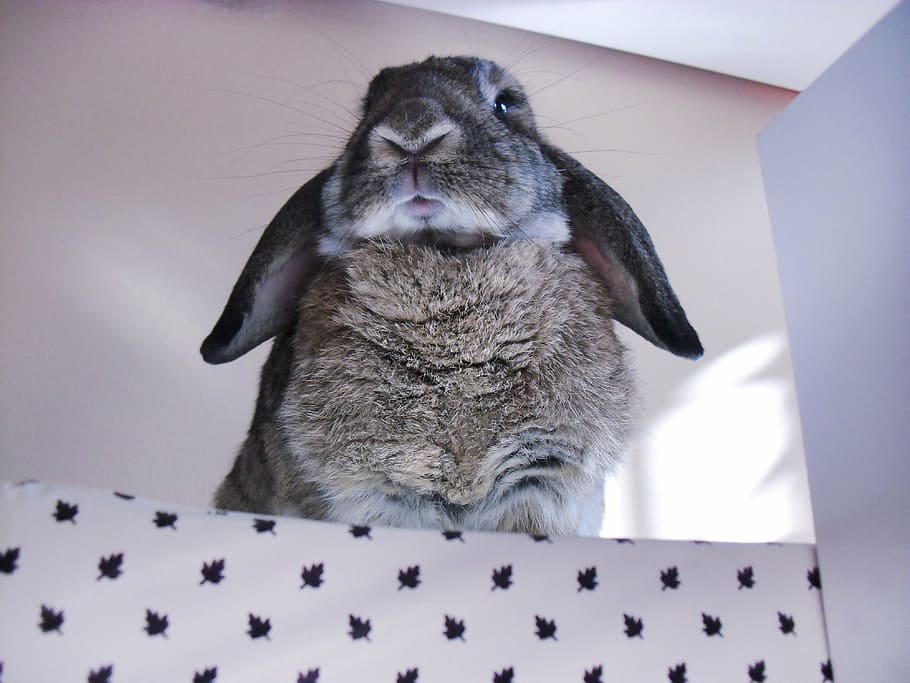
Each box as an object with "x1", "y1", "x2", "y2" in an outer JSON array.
[
  {"x1": 318, "y1": 57, "x2": 565, "y2": 254},
  {"x1": 201, "y1": 56, "x2": 702, "y2": 366}
]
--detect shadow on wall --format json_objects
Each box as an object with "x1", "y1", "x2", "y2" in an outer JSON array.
[{"x1": 602, "y1": 332, "x2": 813, "y2": 542}]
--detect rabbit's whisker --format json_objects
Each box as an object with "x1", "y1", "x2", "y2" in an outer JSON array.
[
  {"x1": 204, "y1": 87, "x2": 354, "y2": 135},
  {"x1": 235, "y1": 185, "x2": 310, "y2": 200},
  {"x1": 547, "y1": 102, "x2": 647, "y2": 128},
  {"x1": 504, "y1": 36, "x2": 557, "y2": 74},
  {"x1": 565, "y1": 148, "x2": 668, "y2": 157},
  {"x1": 527, "y1": 56, "x2": 599, "y2": 99},
  {"x1": 239, "y1": 72, "x2": 361, "y2": 122},
  {"x1": 199, "y1": 168, "x2": 327, "y2": 181}
]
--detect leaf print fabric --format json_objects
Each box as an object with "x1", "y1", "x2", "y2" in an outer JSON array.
[{"x1": 0, "y1": 480, "x2": 831, "y2": 682}]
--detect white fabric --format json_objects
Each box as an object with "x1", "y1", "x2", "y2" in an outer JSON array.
[{"x1": 0, "y1": 481, "x2": 831, "y2": 682}]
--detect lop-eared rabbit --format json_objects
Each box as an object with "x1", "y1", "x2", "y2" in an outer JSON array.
[{"x1": 201, "y1": 56, "x2": 702, "y2": 536}]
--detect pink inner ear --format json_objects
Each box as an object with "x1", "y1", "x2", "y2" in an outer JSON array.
[
  {"x1": 246, "y1": 248, "x2": 315, "y2": 344},
  {"x1": 574, "y1": 236, "x2": 637, "y2": 311}
]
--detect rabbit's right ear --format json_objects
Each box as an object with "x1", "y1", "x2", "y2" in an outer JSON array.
[{"x1": 200, "y1": 169, "x2": 331, "y2": 364}]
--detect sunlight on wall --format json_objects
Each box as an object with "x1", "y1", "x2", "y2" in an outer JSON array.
[{"x1": 602, "y1": 333, "x2": 815, "y2": 542}]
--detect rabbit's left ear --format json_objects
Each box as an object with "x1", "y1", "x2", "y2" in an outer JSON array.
[{"x1": 542, "y1": 145, "x2": 703, "y2": 359}]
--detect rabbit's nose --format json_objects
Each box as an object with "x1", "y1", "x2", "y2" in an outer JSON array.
[
  {"x1": 377, "y1": 127, "x2": 451, "y2": 161},
  {"x1": 373, "y1": 97, "x2": 459, "y2": 159}
]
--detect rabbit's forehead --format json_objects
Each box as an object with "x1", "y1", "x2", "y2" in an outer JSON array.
[
  {"x1": 471, "y1": 58, "x2": 522, "y2": 102},
  {"x1": 364, "y1": 57, "x2": 525, "y2": 109}
]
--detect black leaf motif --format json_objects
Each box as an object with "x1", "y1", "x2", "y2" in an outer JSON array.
[
  {"x1": 113, "y1": 491, "x2": 135, "y2": 501},
  {"x1": 253, "y1": 518, "x2": 276, "y2": 535},
  {"x1": 623, "y1": 614, "x2": 644, "y2": 639},
  {"x1": 200, "y1": 559, "x2": 225, "y2": 585},
  {"x1": 748, "y1": 660, "x2": 766, "y2": 682},
  {"x1": 39, "y1": 605, "x2": 64, "y2": 633},
  {"x1": 87, "y1": 665, "x2": 113, "y2": 683},
  {"x1": 808, "y1": 566, "x2": 822, "y2": 590},
  {"x1": 349, "y1": 525, "x2": 372, "y2": 540},
  {"x1": 615, "y1": 538, "x2": 634, "y2": 544},
  {"x1": 442, "y1": 530, "x2": 464, "y2": 542},
  {"x1": 301, "y1": 563, "x2": 325, "y2": 589},
  {"x1": 701, "y1": 613, "x2": 723, "y2": 637},
  {"x1": 493, "y1": 668, "x2": 514, "y2": 683},
  {"x1": 145, "y1": 609, "x2": 169, "y2": 638},
  {"x1": 820, "y1": 659, "x2": 834, "y2": 681},
  {"x1": 194, "y1": 668, "x2": 217, "y2": 683},
  {"x1": 693, "y1": 540, "x2": 712, "y2": 545},
  {"x1": 737, "y1": 566, "x2": 755, "y2": 589},
  {"x1": 535, "y1": 615, "x2": 557, "y2": 640},
  {"x1": 778, "y1": 611, "x2": 796, "y2": 635},
  {"x1": 660, "y1": 566, "x2": 680, "y2": 590},
  {"x1": 153, "y1": 511, "x2": 177, "y2": 530},
  {"x1": 398, "y1": 565, "x2": 420, "y2": 590},
  {"x1": 577, "y1": 566, "x2": 598, "y2": 592},
  {"x1": 54, "y1": 500, "x2": 78, "y2": 523},
  {"x1": 397, "y1": 668, "x2": 418, "y2": 683},
  {"x1": 298, "y1": 669, "x2": 320, "y2": 683},
  {"x1": 492, "y1": 565, "x2": 512, "y2": 590},
  {"x1": 668, "y1": 663, "x2": 687, "y2": 683},
  {"x1": 0, "y1": 547, "x2": 20, "y2": 574},
  {"x1": 97, "y1": 553, "x2": 123, "y2": 580},
  {"x1": 349, "y1": 614, "x2": 371, "y2": 641},
  {"x1": 248, "y1": 614, "x2": 271, "y2": 640},
  {"x1": 529, "y1": 534, "x2": 552, "y2": 543},
  {"x1": 444, "y1": 615, "x2": 466, "y2": 641},
  {"x1": 584, "y1": 665, "x2": 604, "y2": 683}
]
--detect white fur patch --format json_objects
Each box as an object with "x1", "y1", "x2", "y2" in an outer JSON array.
[{"x1": 513, "y1": 211, "x2": 570, "y2": 244}]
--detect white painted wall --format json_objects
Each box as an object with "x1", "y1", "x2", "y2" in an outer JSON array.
[
  {"x1": 758, "y1": 2, "x2": 910, "y2": 678},
  {"x1": 381, "y1": 0, "x2": 899, "y2": 91},
  {"x1": 0, "y1": 0, "x2": 810, "y2": 542}
]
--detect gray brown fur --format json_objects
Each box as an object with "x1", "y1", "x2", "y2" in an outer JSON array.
[
  {"x1": 204, "y1": 56, "x2": 701, "y2": 535},
  {"x1": 214, "y1": 242, "x2": 636, "y2": 535}
]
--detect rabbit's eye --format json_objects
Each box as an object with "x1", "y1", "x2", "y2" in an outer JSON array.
[{"x1": 493, "y1": 93, "x2": 513, "y2": 121}]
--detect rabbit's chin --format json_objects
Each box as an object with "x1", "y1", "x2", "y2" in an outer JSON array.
[{"x1": 318, "y1": 201, "x2": 506, "y2": 255}]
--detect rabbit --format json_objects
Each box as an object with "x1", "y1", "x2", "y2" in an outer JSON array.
[{"x1": 201, "y1": 56, "x2": 702, "y2": 536}]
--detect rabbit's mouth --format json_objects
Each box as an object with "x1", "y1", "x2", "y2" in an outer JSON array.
[
  {"x1": 389, "y1": 194, "x2": 503, "y2": 248},
  {"x1": 400, "y1": 195, "x2": 444, "y2": 218}
]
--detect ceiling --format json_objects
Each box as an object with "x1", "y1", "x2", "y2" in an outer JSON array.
[{"x1": 379, "y1": 0, "x2": 900, "y2": 91}]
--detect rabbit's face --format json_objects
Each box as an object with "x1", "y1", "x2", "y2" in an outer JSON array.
[{"x1": 319, "y1": 57, "x2": 568, "y2": 255}]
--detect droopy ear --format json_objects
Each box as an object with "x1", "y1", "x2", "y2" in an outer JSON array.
[
  {"x1": 200, "y1": 169, "x2": 331, "y2": 364},
  {"x1": 542, "y1": 144, "x2": 703, "y2": 359}
]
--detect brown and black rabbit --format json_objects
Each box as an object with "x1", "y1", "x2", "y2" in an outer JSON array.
[{"x1": 201, "y1": 56, "x2": 702, "y2": 536}]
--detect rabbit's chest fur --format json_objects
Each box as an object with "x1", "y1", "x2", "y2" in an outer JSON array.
[{"x1": 273, "y1": 242, "x2": 637, "y2": 534}]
